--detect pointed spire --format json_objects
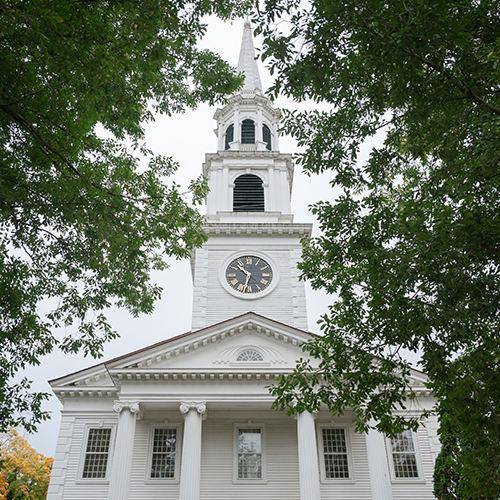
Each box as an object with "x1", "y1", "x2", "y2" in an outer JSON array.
[{"x1": 237, "y1": 18, "x2": 263, "y2": 95}]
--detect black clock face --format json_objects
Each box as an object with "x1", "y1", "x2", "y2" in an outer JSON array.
[{"x1": 225, "y1": 256, "x2": 273, "y2": 295}]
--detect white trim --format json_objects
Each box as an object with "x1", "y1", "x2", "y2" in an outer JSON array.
[
  {"x1": 219, "y1": 250, "x2": 280, "y2": 300},
  {"x1": 316, "y1": 424, "x2": 356, "y2": 483},
  {"x1": 77, "y1": 423, "x2": 116, "y2": 483},
  {"x1": 145, "y1": 424, "x2": 182, "y2": 483},
  {"x1": 233, "y1": 423, "x2": 268, "y2": 484},
  {"x1": 386, "y1": 430, "x2": 426, "y2": 484}
]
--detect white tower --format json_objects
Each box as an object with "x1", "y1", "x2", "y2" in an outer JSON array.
[{"x1": 191, "y1": 20, "x2": 312, "y2": 330}]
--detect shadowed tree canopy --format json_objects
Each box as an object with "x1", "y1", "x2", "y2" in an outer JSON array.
[
  {"x1": 0, "y1": 0, "x2": 245, "y2": 431},
  {"x1": 254, "y1": 0, "x2": 500, "y2": 496}
]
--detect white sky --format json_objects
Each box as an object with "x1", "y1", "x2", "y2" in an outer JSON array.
[{"x1": 20, "y1": 17, "x2": 377, "y2": 457}]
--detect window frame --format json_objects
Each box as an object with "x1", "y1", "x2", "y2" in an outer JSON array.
[
  {"x1": 316, "y1": 424, "x2": 355, "y2": 483},
  {"x1": 145, "y1": 424, "x2": 182, "y2": 483},
  {"x1": 386, "y1": 430, "x2": 425, "y2": 483},
  {"x1": 233, "y1": 423, "x2": 267, "y2": 484},
  {"x1": 78, "y1": 424, "x2": 116, "y2": 483}
]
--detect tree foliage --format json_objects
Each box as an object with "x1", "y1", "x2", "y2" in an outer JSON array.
[
  {"x1": 0, "y1": 429, "x2": 53, "y2": 500},
  {"x1": 255, "y1": 0, "x2": 500, "y2": 496},
  {"x1": 0, "y1": 0, "x2": 245, "y2": 431}
]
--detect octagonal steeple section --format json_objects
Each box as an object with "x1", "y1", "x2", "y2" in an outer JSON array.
[
  {"x1": 205, "y1": 20, "x2": 294, "y2": 223},
  {"x1": 213, "y1": 19, "x2": 281, "y2": 154}
]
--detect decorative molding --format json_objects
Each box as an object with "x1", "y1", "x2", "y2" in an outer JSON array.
[
  {"x1": 203, "y1": 222, "x2": 311, "y2": 235},
  {"x1": 113, "y1": 400, "x2": 141, "y2": 416},
  {"x1": 179, "y1": 401, "x2": 207, "y2": 420},
  {"x1": 214, "y1": 344, "x2": 285, "y2": 365}
]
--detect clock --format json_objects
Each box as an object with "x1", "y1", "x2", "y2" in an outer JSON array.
[{"x1": 225, "y1": 255, "x2": 273, "y2": 295}]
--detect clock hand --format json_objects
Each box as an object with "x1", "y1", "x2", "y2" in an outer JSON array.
[
  {"x1": 238, "y1": 265, "x2": 251, "y2": 276},
  {"x1": 243, "y1": 273, "x2": 251, "y2": 291}
]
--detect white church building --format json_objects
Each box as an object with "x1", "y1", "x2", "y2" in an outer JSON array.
[{"x1": 47, "y1": 21, "x2": 440, "y2": 500}]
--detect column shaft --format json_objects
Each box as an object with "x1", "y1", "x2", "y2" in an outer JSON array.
[
  {"x1": 296, "y1": 411, "x2": 321, "y2": 500},
  {"x1": 366, "y1": 428, "x2": 393, "y2": 500},
  {"x1": 108, "y1": 403, "x2": 139, "y2": 500},
  {"x1": 179, "y1": 403, "x2": 205, "y2": 500}
]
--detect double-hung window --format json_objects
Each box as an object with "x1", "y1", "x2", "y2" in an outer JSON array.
[
  {"x1": 82, "y1": 428, "x2": 112, "y2": 479},
  {"x1": 317, "y1": 425, "x2": 353, "y2": 481},
  {"x1": 234, "y1": 424, "x2": 266, "y2": 482},
  {"x1": 148, "y1": 427, "x2": 180, "y2": 480},
  {"x1": 322, "y1": 428, "x2": 350, "y2": 479},
  {"x1": 389, "y1": 430, "x2": 420, "y2": 479}
]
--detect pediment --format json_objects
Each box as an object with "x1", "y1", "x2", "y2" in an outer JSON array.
[
  {"x1": 50, "y1": 313, "x2": 313, "y2": 390},
  {"x1": 106, "y1": 313, "x2": 311, "y2": 374}
]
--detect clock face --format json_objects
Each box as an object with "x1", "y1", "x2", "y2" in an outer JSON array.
[{"x1": 225, "y1": 256, "x2": 273, "y2": 295}]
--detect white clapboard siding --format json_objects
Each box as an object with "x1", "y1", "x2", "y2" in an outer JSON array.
[
  {"x1": 128, "y1": 419, "x2": 182, "y2": 499},
  {"x1": 391, "y1": 426, "x2": 435, "y2": 500},
  {"x1": 200, "y1": 418, "x2": 301, "y2": 500},
  {"x1": 319, "y1": 426, "x2": 372, "y2": 500},
  {"x1": 57, "y1": 416, "x2": 116, "y2": 500}
]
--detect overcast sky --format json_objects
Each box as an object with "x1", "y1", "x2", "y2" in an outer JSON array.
[{"x1": 19, "y1": 17, "x2": 376, "y2": 457}]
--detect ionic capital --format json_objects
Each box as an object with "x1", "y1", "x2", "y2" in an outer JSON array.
[
  {"x1": 179, "y1": 401, "x2": 207, "y2": 419},
  {"x1": 113, "y1": 400, "x2": 141, "y2": 416}
]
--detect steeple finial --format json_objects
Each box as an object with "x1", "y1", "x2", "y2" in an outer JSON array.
[{"x1": 237, "y1": 18, "x2": 263, "y2": 95}]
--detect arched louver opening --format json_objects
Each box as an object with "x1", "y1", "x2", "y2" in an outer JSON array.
[
  {"x1": 233, "y1": 174, "x2": 264, "y2": 212},
  {"x1": 241, "y1": 119, "x2": 255, "y2": 144},
  {"x1": 262, "y1": 124, "x2": 272, "y2": 150},
  {"x1": 224, "y1": 124, "x2": 234, "y2": 150}
]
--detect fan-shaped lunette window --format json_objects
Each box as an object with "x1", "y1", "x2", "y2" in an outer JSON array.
[
  {"x1": 225, "y1": 124, "x2": 234, "y2": 150},
  {"x1": 237, "y1": 350, "x2": 264, "y2": 362},
  {"x1": 262, "y1": 124, "x2": 272, "y2": 150},
  {"x1": 241, "y1": 119, "x2": 255, "y2": 144},
  {"x1": 233, "y1": 174, "x2": 264, "y2": 212}
]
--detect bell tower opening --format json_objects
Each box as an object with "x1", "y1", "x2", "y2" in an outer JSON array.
[
  {"x1": 241, "y1": 119, "x2": 255, "y2": 144},
  {"x1": 225, "y1": 124, "x2": 234, "y2": 150},
  {"x1": 263, "y1": 124, "x2": 272, "y2": 150},
  {"x1": 233, "y1": 174, "x2": 264, "y2": 212}
]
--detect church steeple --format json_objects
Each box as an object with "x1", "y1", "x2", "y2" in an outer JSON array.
[
  {"x1": 190, "y1": 20, "x2": 311, "y2": 331},
  {"x1": 236, "y1": 18, "x2": 263, "y2": 96}
]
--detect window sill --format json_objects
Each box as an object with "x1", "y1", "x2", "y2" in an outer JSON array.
[
  {"x1": 75, "y1": 479, "x2": 110, "y2": 485},
  {"x1": 320, "y1": 477, "x2": 356, "y2": 484},
  {"x1": 391, "y1": 478, "x2": 426, "y2": 484},
  {"x1": 232, "y1": 479, "x2": 268, "y2": 485},
  {"x1": 144, "y1": 478, "x2": 180, "y2": 485}
]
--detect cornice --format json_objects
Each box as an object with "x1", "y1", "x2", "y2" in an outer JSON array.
[
  {"x1": 108, "y1": 368, "x2": 291, "y2": 382},
  {"x1": 52, "y1": 386, "x2": 119, "y2": 403},
  {"x1": 213, "y1": 94, "x2": 281, "y2": 122},
  {"x1": 202, "y1": 222, "x2": 312, "y2": 236},
  {"x1": 203, "y1": 151, "x2": 293, "y2": 177}
]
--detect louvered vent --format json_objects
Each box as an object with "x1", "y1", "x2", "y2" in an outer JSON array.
[
  {"x1": 241, "y1": 119, "x2": 255, "y2": 144},
  {"x1": 225, "y1": 124, "x2": 234, "y2": 150},
  {"x1": 233, "y1": 174, "x2": 264, "y2": 212},
  {"x1": 263, "y1": 124, "x2": 272, "y2": 150}
]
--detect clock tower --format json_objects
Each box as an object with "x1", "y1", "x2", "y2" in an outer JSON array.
[{"x1": 190, "y1": 20, "x2": 312, "y2": 330}]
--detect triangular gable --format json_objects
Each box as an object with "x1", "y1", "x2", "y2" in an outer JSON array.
[{"x1": 49, "y1": 312, "x2": 313, "y2": 389}]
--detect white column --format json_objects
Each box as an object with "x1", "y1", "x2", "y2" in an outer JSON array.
[
  {"x1": 257, "y1": 108, "x2": 263, "y2": 143},
  {"x1": 366, "y1": 427, "x2": 393, "y2": 500},
  {"x1": 108, "y1": 401, "x2": 141, "y2": 500},
  {"x1": 268, "y1": 166, "x2": 275, "y2": 212},
  {"x1": 280, "y1": 169, "x2": 291, "y2": 213},
  {"x1": 217, "y1": 122, "x2": 224, "y2": 151},
  {"x1": 234, "y1": 108, "x2": 240, "y2": 143},
  {"x1": 296, "y1": 411, "x2": 321, "y2": 500},
  {"x1": 222, "y1": 167, "x2": 229, "y2": 211},
  {"x1": 179, "y1": 401, "x2": 206, "y2": 500},
  {"x1": 206, "y1": 169, "x2": 216, "y2": 216}
]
